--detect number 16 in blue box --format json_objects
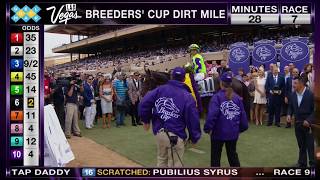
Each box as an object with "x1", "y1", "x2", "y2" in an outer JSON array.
[{"x1": 82, "y1": 168, "x2": 96, "y2": 177}]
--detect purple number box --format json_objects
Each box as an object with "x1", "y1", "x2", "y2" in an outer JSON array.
[{"x1": 11, "y1": 149, "x2": 23, "y2": 160}]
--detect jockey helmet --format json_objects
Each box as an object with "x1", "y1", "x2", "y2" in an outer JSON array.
[{"x1": 188, "y1": 44, "x2": 200, "y2": 51}]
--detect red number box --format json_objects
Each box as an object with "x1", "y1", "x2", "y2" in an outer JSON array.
[{"x1": 11, "y1": 33, "x2": 23, "y2": 44}]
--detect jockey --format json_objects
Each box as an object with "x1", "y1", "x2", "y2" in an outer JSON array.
[{"x1": 188, "y1": 44, "x2": 206, "y2": 81}]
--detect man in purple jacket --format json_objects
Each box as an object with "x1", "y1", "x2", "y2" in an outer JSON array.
[
  {"x1": 204, "y1": 72, "x2": 248, "y2": 167},
  {"x1": 139, "y1": 67, "x2": 201, "y2": 167}
]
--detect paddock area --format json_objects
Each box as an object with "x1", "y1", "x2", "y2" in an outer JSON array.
[{"x1": 67, "y1": 118, "x2": 298, "y2": 167}]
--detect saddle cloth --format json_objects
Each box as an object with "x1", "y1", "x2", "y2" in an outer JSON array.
[{"x1": 197, "y1": 77, "x2": 215, "y2": 97}]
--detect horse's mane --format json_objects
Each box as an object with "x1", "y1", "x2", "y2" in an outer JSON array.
[{"x1": 141, "y1": 69, "x2": 170, "y2": 97}]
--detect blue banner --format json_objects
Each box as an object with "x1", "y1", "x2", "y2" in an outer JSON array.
[
  {"x1": 252, "y1": 39, "x2": 277, "y2": 70},
  {"x1": 280, "y1": 37, "x2": 309, "y2": 73},
  {"x1": 229, "y1": 42, "x2": 250, "y2": 74}
]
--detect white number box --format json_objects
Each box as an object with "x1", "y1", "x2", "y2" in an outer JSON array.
[
  {"x1": 281, "y1": 14, "x2": 311, "y2": 24},
  {"x1": 231, "y1": 14, "x2": 279, "y2": 24},
  {"x1": 24, "y1": 136, "x2": 39, "y2": 148},
  {"x1": 23, "y1": 71, "x2": 39, "y2": 84},
  {"x1": 23, "y1": 148, "x2": 39, "y2": 166},
  {"x1": 23, "y1": 58, "x2": 39, "y2": 70},
  {"x1": 24, "y1": 110, "x2": 38, "y2": 122},
  {"x1": 24, "y1": 32, "x2": 39, "y2": 45},
  {"x1": 24, "y1": 122, "x2": 39, "y2": 137},
  {"x1": 24, "y1": 85, "x2": 38, "y2": 97},
  {"x1": 11, "y1": 46, "x2": 23, "y2": 56},
  {"x1": 24, "y1": 45, "x2": 39, "y2": 58}
]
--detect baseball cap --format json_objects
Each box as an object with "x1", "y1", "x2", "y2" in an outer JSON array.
[
  {"x1": 220, "y1": 72, "x2": 233, "y2": 83},
  {"x1": 172, "y1": 67, "x2": 186, "y2": 81}
]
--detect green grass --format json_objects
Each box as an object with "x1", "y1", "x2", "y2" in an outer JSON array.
[{"x1": 78, "y1": 118, "x2": 298, "y2": 167}]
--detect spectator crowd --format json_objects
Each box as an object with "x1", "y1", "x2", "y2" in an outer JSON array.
[{"x1": 206, "y1": 60, "x2": 314, "y2": 128}]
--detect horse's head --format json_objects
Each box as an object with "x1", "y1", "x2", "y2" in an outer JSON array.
[{"x1": 141, "y1": 69, "x2": 170, "y2": 97}]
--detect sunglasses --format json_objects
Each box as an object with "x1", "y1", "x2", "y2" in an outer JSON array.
[{"x1": 88, "y1": 78, "x2": 93, "y2": 80}]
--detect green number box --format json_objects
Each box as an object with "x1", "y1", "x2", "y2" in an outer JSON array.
[
  {"x1": 10, "y1": 85, "x2": 23, "y2": 95},
  {"x1": 11, "y1": 136, "x2": 23, "y2": 146}
]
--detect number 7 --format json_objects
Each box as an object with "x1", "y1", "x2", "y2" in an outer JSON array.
[{"x1": 292, "y1": 15, "x2": 298, "y2": 23}]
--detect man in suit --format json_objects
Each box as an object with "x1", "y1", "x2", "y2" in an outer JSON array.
[
  {"x1": 287, "y1": 76, "x2": 315, "y2": 167},
  {"x1": 284, "y1": 68, "x2": 300, "y2": 128},
  {"x1": 266, "y1": 63, "x2": 275, "y2": 78},
  {"x1": 281, "y1": 66, "x2": 291, "y2": 117},
  {"x1": 265, "y1": 65, "x2": 285, "y2": 127},
  {"x1": 288, "y1": 63, "x2": 295, "y2": 75},
  {"x1": 83, "y1": 75, "x2": 96, "y2": 129},
  {"x1": 217, "y1": 60, "x2": 228, "y2": 76},
  {"x1": 128, "y1": 71, "x2": 143, "y2": 126}
]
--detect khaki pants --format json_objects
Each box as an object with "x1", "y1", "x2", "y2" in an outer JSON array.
[
  {"x1": 155, "y1": 131, "x2": 185, "y2": 167},
  {"x1": 65, "y1": 103, "x2": 81, "y2": 136}
]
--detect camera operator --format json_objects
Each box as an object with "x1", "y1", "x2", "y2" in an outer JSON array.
[
  {"x1": 52, "y1": 75, "x2": 68, "y2": 131},
  {"x1": 65, "y1": 78, "x2": 82, "y2": 139}
]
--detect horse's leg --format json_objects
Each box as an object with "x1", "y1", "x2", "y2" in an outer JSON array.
[{"x1": 201, "y1": 96, "x2": 211, "y2": 119}]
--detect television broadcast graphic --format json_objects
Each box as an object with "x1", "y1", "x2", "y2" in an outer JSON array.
[{"x1": 0, "y1": 0, "x2": 320, "y2": 179}]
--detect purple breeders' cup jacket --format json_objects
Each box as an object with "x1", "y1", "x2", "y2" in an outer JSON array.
[
  {"x1": 139, "y1": 80, "x2": 201, "y2": 144},
  {"x1": 204, "y1": 89, "x2": 248, "y2": 140}
]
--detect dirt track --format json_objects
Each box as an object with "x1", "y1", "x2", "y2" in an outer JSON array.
[{"x1": 66, "y1": 136, "x2": 141, "y2": 167}]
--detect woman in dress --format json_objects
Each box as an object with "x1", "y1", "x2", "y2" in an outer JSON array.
[
  {"x1": 301, "y1": 63, "x2": 314, "y2": 91},
  {"x1": 244, "y1": 73, "x2": 256, "y2": 123},
  {"x1": 253, "y1": 67, "x2": 267, "y2": 125},
  {"x1": 100, "y1": 74, "x2": 114, "y2": 128}
]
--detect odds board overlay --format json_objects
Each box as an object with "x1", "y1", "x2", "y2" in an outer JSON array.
[
  {"x1": 1, "y1": 0, "x2": 320, "y2": 179},
  {"x1": 9, "y1": 25, "x2": 41, "y2": 166}
]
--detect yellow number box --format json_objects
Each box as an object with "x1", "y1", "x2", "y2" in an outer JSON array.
[{"x1": 11, "y1": 72, "x2": 23, "y2": 82}]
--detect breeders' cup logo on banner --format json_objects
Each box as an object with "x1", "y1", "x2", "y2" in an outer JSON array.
[
  {"x1": 229, "y1": 46, "x2": 249, "y2": 64},
  {"x1": 155, "y1": 97, "x2": 180, "y2": 121},
  {"x1": 220, "y1": 100, "x2": 240, "y2": 120},
  {"x1": 253, "y1": 44, "x2": 276, "y2": 63},
  {"x1": 46, "y1": 4, "x2": 82, "y2": 24},
  {"x1": 281, "y1": 41, "x2": 309, "y2": 62},
  {"x1": 228, "y1": 42, "x2": 250, "y2": 74}
]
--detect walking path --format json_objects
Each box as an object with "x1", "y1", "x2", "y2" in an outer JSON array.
[{"x1": 66, "y1": 136, "x2": 141, "y2": 167}]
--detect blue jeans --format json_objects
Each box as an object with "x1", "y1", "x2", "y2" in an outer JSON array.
[{"x1": 116, "y1": 110, "x2": 125, "y2": 126}]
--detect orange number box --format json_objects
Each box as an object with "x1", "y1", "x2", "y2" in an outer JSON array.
[{"x1": 10, "y1": 111, "x2": 23, "y2": 121}]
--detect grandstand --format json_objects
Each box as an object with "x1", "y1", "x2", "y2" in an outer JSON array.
[{"x1": 46, "y1": 24, "x2": 312, "y2": 75}]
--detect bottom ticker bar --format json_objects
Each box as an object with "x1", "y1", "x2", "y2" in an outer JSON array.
[{"x1": 8, "y1": 167, "x2": 316, "y2": 178}]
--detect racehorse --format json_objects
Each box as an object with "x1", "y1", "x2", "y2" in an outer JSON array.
[{"x1": 141, "y1": 69, "x2": 251, "y2": 120}]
